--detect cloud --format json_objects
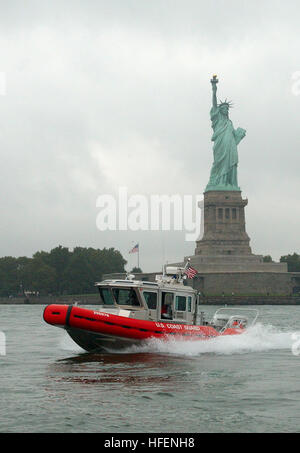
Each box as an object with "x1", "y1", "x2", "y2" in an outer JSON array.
[{"x1": 0, "y1": 1, "x2": 299, "y2": 271}]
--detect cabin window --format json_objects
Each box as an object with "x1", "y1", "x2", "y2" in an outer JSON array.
[
  {"x1": 112, "y1": 288, "x2": 140, "y2": 306},
  {"x1": 161, "y1": 292, "x2": 174, "y2": 319},
  {"x1": 162, "y1": 292, "x2": 174, "y2": 305},
  {"x1": 188, "y1": 296, "x2": 192, "y2": 312},
  {"x1": 143, "y1": 291, "x2": 157, "y2": 309},
  {"x1": 98, "y1": 288, "x2": 115, "y2": 305},
  {"x1": 175, "y1": 295, "x2": 186, "y2": 311}
]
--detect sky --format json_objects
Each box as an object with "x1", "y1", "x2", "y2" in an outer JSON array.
[{"x1": 0, "y1": 0, "x2": 299, "y2": 272}]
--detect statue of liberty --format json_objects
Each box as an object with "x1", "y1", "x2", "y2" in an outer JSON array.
[{"x1": 205, "y1": 75, "x2": 246, "y2": 192}]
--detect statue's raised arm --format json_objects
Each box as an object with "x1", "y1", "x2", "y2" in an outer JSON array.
[{"x1": 211, "y1": 75, "x2": 218, "y2": 109}]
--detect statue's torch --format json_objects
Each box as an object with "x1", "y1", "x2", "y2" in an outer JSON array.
[{"x1": 210, "y1": 74, "x2": 219, "y2": 85}]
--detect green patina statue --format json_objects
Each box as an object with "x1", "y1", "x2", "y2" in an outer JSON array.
[{"x1": 205, "y1": 75, "x2": 246, "y2": 192}]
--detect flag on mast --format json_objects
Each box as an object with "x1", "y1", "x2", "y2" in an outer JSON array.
[
  {"x1": 184, "y1": 264, "x2": 198, "y2": 279},
  {"x1": 129, "y1": 243, "x2": 140, "y2": 268},
  {"x1": 129, "y1": 243, "x2": 139, "y2": 254}
]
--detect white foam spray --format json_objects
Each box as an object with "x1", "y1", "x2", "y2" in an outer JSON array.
[
  {"x1": 59, "y1": 333, "x2": 85, "y2": 352},
  {"x1": 121, "y1": 323, "x2": 298, "y2": 356},
  {"x1": 57, "y1": 323, "x2": 299, "y2": 356}
]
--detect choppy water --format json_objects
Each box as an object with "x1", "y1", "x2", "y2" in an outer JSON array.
[{"x1": 0, "y1": 304, "x2": 300, "y2": 433}]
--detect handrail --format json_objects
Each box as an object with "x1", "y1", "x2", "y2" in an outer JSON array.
[{"x1": 212, "y1": 307, "x2": 259, "y2": 333}]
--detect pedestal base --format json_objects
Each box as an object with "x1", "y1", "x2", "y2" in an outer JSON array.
[
  {"x1": 195, "y1": 190, "x2": 252, "y2": 256},
  {"x1": 181, "y1": 254, "x2": 287, "y2": 273}
]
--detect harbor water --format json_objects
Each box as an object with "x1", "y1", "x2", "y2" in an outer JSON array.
[{"x1": 0, "y1": 304, "x2": 300, "y2": 433}]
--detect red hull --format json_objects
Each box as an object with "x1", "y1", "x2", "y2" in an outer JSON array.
[{"x1": 43, "y1": 304, "x2": 242, "y2": 342}]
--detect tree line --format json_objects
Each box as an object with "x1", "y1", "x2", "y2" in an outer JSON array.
[
  {"x1": 0, "y1": 245, "x2": 127, "y2": 297},
  {"x1": 264, "y1": 253, "x2": 300, "y2": 272},
  {"x1": 1, "y1": 247, "x2": 299, "y2": 297}
]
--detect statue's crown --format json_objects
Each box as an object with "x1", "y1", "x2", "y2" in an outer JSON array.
[{"x1": 218, "y1": 98, "x2": 233, "y2": 108}]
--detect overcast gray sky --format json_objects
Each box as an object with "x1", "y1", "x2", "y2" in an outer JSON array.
[{"x1": 0, "y1": 0, "x2": 299, "y2": 272}]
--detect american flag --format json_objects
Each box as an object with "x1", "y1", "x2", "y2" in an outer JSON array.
[
  {"x1": 129, "y1": 243, "x2": 139, "y2": 254},
  {"x1": 184, "y1": 265, "x2": 198, "y2": 279}
]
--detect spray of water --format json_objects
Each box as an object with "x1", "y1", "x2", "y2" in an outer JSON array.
[
  {"x1": 59, "y1": 323, "x2": 298, "y2": 356},
  {"x1": 59, "y1": 333, "x2": 85, "y2": 353}
]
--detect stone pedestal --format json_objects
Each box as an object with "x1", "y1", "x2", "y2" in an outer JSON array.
[
  {"x1": 171, "y1": 189, "x2": 287, "y2": 275},
  {"x1": 195, "y1": 190, "x2": 252, "y2": 256}
]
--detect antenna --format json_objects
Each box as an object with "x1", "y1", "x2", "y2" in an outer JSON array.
[{"x1": 161, "y1": 231, "x2": 165, "y2": 268}]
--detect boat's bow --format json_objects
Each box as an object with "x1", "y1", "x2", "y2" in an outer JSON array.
[{"x1": 43, "y1": 304, "x2": 72, "y2": 328}]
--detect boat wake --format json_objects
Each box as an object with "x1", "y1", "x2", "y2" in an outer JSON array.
[
  {"x1": 122, "y1": 323, "x2": 299, "y2": 356},
  {"x1": 58, "y1": 323, "x2": 299, "y2": 356}
]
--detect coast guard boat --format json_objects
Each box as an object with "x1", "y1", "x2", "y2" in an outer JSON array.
[{"x1": 43, "y1": 263, "x2": 259, "y2": 353}]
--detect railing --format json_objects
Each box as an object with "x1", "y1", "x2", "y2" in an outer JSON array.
[{"x1": 212, "y1": 307, "x2": 259, "y2": 333}]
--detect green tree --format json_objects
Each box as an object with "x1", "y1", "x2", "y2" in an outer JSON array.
[
  {"x1": 0, "y1": 257, "x2": 19, "y2": 296},
  {"x1": 62, "y1": 250, "x2": 94, "y2": 294},
  {"x1": 27, "y1": 261, "x2": 57, "y2": 295},
  {"x1": 263, "y1": 255, "x2": 273, "y2": 263},
  {"x1": 0, "y1": 245, "x2": 127, "y2": 297},
  {"x1": 31, "y1": 246, "x2": 70, "y2": 294},
  {"x1": 17, "y1": 256, "x2": 34, "y2": 294},
  {"x1": 131, "y1": 267, "x2": 143, "y2": 273},
  {"x1": 280, "y1": 253, "x2": 300, "y2": 272}
]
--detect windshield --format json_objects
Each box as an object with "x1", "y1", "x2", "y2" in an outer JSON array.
[
  {"x1": 98, "y1": 288, "x2": 115, "y2": 305},
  {"x1": 112, "y1": 288, "x2": 140, "y2": 306},
  {"x1": 143, "y1": 291, "x2": 157, "y2": 309}
]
